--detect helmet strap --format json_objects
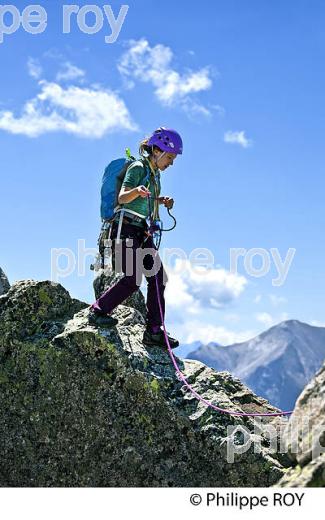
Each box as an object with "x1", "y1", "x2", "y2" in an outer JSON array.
[
  {"x1": 156, "y1": 151, "x2": 165, "y2": 163},
  {"x1": 151, "y1": 147, "x2": 165, "y2": 170},
  {"x1": 154, "y1": 151, "x2": 166, "y2": 167}
]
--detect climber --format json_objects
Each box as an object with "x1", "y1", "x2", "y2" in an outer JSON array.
[{"x1": 89, "y1": 127, "x2": 183, "y2": 348}]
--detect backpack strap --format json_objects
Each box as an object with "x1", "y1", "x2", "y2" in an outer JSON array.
[
  {"x1": 141, "y1": 158, "x2": 161, "y2": 221},
  {"x1": 113, "y1": 159, "x2": 135, "y2": 213},
  {"x1": 139, "y1": 157, "x2": 151, "y2": 188}
]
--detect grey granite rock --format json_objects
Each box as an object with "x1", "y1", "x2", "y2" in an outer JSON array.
[
  {"x1": 276, "y1": 362, "x2": 325, "y2": 487},
  {"x1": 0, "y1": 268, "x2": 10, "y2": 296},
  {"x1": 0, "y1": 279, "x2": 289, "y2": 487},
  {"x1": 276, "y1": 454, "x2": 325, "y2": 487},
  {"x1": 0, "y1": 279, "x2": 88, "y2": 355}
]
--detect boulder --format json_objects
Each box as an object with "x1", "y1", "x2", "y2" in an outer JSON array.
[
  {"x1": 276, "y1": 362, "x2": 325, "y2": 487},
  {"x1": 0, "y1": 267, "x2": 10, "y2": 296},
  {"x1": 0, "y1": 279, "x2": 288, "y2": 487}
]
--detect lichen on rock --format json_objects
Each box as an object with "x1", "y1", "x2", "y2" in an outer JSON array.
[
  {"x1": 0, "y1": 279, "x2": 290, "y2": 487},
  {"x1": 0, "y1": 267, "x2": 10, "y2": 296},
  {"x1": 276, "y1": 362, "x2": 325, "y2": 487}
]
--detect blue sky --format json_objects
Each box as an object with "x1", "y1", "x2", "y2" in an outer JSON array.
[{"x1": 0, "y1": 0, "x2": 324, "y2": 344}]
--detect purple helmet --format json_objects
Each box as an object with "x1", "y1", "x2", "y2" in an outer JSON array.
[{"x1": 147, "y1": 127, "x2": 183, "y2": 155}]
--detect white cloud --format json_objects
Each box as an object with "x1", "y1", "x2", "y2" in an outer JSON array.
[
  {"x1": 255, "y1": 312, "x2": 274, "y2": 327},
  {"x1": 43, "y1": 48, "x2": 64, "y2": 60},
  {"x1": 254, "y1": 294, "x2": 262, "y2": 303},
  {"x1": 27, "y1": 56, "x2": 85, "y2": 83},
  {"x1": 56, "y1": 62, "x2": 85, "y2": 82},
  {"x1": 255, "y1": 311, "x2": 289, "y2": 328},
  {"x1": 172, "y1": 319, "x2": 255, "y2": 345},
  {"x1": 27, "y1": 57, "x2": 42, "y2": 79},
  {"x1": 269, "y1": 294, "x2": 287, "y2": 306},
  {"x1": 0, "y1": 80, "x2": 137, "y2": 138},
  {"x1": 118, "y1": 38, "x2": 213, "y2": 115},
  {"x1": 211, "y1": 104, "x2": 225, "y2": 116},
  {"x1": 224, "y1": 130, "x2": 252, "y2": 148},
  {"x1": 311, "y1": 320, "x2": 325, "y2": 327},
  {"x1": 165, "y1": 259, "x2": 247, "y2": 320}
]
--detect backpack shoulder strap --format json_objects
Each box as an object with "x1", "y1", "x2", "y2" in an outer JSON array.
[{"x1": 139, "y1": 157, "x2": 153, "y2": 188}]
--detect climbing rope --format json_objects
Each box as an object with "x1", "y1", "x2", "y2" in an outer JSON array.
[{"x1": 146, "y1": 193, "x2": 293, "y2": 417}]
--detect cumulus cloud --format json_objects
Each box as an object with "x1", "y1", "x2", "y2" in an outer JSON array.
[
  {"x1": 224, "y1": 130, "x2": 252, "y2": 148},
  {"x1": 141, "y1": 259, "x2": 253, "y2": 346},
  {"x1": 27, "y1": 57, "x2": 42, "y2": 79},
  {"x1": 165, "y1": 259, "x2": 247, "y2": 320},
  {"x1": 256, "y1": 312, "x2": 274, "y2": 327},
  {"x1": 256, "y1": 311, "x2": 289, "y2": 328},
  {"x1": 269, "y1": 294, "x2": 287, "y2": 306},
  {"x1": 118, "y1": 38, "x2": 213, "y2": 115},
  {"x1": 0, "y1": 80, "x2": 137, "y2": 138},
  {"x1": 172, "y1": 319, "x2": 255, "y2": 345},
  {"x1": 56, "y1": 62, "x2": 85, "y2": 82}
]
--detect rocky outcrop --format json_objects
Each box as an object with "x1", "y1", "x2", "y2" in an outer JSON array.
[
  {"x1": 276, "y1": 362, "x2": 325, "y2": 487},
  {"x1": 0, "y1": 280, "x2": 87, "y2": 352},
  {"x1": 0, "y1": 279, "x2": 289, "y2": 487},
  {"x1": 0, "y1": 268, "x2": 10, "y2": 296}
]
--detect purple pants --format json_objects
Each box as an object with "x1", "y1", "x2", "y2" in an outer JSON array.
[{"x1": 92, "y1": 221, "x2": 167, "y2": 330}]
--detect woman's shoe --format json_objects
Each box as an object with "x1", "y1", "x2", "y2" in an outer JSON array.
[
  {"x1": 143, "y1": 327, "x2": 179, "y2": 349},
  {"x1": 88, "y1": 308, "x2": 118, "y2": 328}
]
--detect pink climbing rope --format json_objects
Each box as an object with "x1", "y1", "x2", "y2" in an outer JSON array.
[
  {"x1": 154, "y1": 274, "x2": 293, "y2": 417},
  {"x1": 147, "y1": 194, "x2": 293, "y2": 417}
]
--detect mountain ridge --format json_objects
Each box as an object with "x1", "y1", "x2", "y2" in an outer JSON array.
[{"x1": 185, "y1": 320, "x2": 325, "y2": 410}]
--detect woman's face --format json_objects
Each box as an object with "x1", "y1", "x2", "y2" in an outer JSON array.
[{"x1": 155, "y1": 151, "x2": 177, "y2": 171}]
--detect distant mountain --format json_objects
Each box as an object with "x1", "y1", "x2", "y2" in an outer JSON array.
[
  {"x1": 173, "y1": 340, "x2": 203, "y2": 359},
  {"x1": 184, "y1": 320, "x2": 325, "y2": 410}
]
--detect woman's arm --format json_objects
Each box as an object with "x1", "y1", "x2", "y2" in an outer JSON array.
[{"x1": 118, "y1": 185, "x2": 151, "y2": 204}]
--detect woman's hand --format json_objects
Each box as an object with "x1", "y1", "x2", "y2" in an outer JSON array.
[
  {"x1": 137, "y1": 185, "x2": 151, "y2": 198},
  {"x1": 159, "y1": 196, "x2": 174, "y2": 209}
]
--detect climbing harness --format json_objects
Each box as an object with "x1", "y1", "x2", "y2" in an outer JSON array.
[
  {"x1": 146, "y1": 193, "x2": 293, "y2": 418},
  {"x1": 91, "y1": 193, "x2": 176, "y2": 271}
]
